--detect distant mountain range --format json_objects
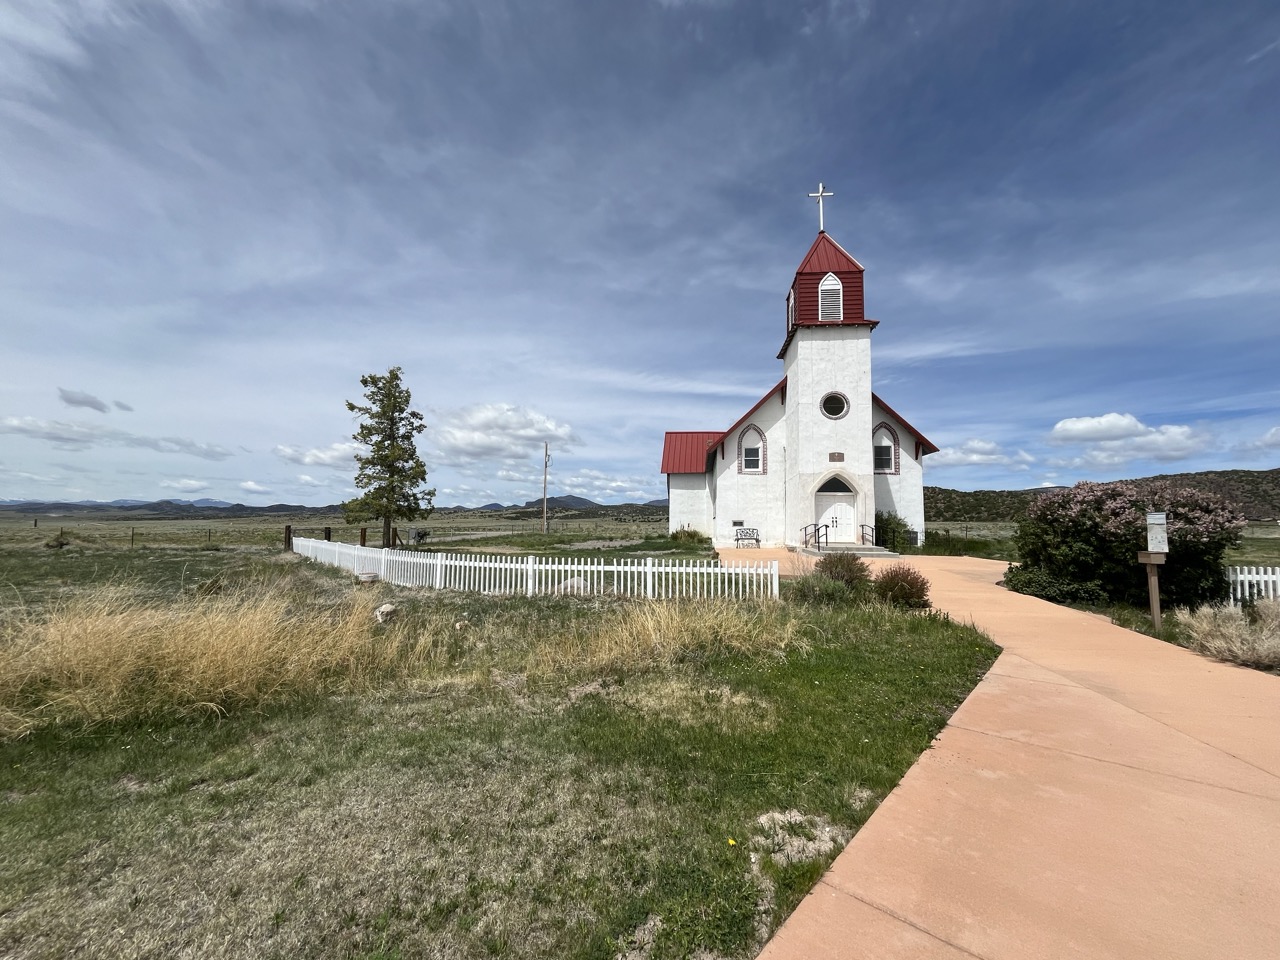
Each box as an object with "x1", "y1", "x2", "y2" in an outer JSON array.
[
  {"x1": 0, "y1": 497, "x2": 234, "y2": 508},
  {"x1": 0, "y1": 495, "x2": 672, "y2": 518}
]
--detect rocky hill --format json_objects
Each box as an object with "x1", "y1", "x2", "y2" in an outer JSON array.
[{"x1": 926, "y1": 468, "x2": 1280, "y2": 522}]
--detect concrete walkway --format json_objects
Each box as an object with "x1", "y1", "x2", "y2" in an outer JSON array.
[{"x1": 756, "y1": 555, "x2": 1280, "y2": 960}]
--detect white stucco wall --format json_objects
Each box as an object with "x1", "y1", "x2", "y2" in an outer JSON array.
[
  {"x1": 781, "y1": 326, "x2": 875, "y2": 545},
  {"x1": 870, "y1": 402, "x2": 926, "y2": 537},
  {"x1": 668, "y1": 473, "x2": 713, "y2": 536},
  {"x1": 710, "y1": 392, "x2": 787, "y2": 546}
]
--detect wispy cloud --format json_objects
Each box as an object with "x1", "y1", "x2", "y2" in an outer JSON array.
[
  {"x1": 58, "y1": 388, "x2": 109, "y2": 413},
  {"x1": 113, "y1": 400, "x2": 133, "y2": 412},
  {"x1": 274, "y1": 442, "x2": 363, "y2": 469},
  {"x1": 1254, "y1": 427, "x2": 1280, "y2": 450},
  {"x1": 1, "y1": 416, "x2": 233, "y2": 460},
  {"x1": 160, "y1": 478, "x2": 210, "y2": 493},
  {"x1": 930, "y1": 439, "x2": 1035, "y2": 468}
]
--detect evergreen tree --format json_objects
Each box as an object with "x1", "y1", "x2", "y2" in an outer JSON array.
[{"x1": 342, "y1": 367, "x2": 434, "y2": 548}]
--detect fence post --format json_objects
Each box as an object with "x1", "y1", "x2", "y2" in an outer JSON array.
[
  {"x1": 526, "y1": 555, "x2": 536, "y2": 597},
  {"x1": 284, "y1": 525, "x2": 292, "y2": 550},
  {"x1": 645, "y1": 557, "x2": 654, "y2": 599},
  {"x1": 323, "y1": 526, "x2": 331, "y2": 542},
  {"x1": 360, "y1": 528, "x2": 367, "y2": 547},
  {"x1": 381, "y1": 548, "x2": 388, "y2": 581},
  {"x1": 770, "y1": 560, "x2": 779, "y2": 598}
]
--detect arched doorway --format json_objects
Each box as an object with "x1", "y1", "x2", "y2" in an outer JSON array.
[{"x1": 815, "y1": 476, "x2": 857, "y2": 543}]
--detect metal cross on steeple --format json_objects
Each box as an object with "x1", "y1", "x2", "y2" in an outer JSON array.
[{"x1": 808, "y1": 182, "x2": 833, "y2": 231}]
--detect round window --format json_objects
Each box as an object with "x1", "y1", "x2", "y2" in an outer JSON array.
[{"x1": 821, "y1": 392, "x2": 849, "y2": 419}]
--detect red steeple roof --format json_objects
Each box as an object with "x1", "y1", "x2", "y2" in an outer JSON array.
[
  {"x1": 778, "y1": 230, "x2": 873, "y2": 357},
  {"x1": 795, "y1": 231, "x2": 864, "y2": 274}
]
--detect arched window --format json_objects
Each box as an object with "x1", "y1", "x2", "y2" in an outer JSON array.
[
  {"x1": 873, "y1": 422, "x2": 900, "y2": 474},
  {"x1": 817, "y1": 476, "x2": 853, "y2": 493},
  {"x1": 737, "y1": 425, "x2": 766, "y2": 475},
  {"x1": 818, "y1": 273, "x2": 842, "y2": 322}
]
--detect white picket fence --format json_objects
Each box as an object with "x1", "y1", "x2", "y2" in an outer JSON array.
[
  {"x1": 1227, "y1": 566, "x2": 1280, "y2": 606},
  {"x1": 291, "y1": 537, "x2": 779, "y2": 599}
]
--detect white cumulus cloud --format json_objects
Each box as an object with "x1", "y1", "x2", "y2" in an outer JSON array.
[
  {"x1": 433, "y1": 404, "x2": 580, "y2": 464},
  {"x1": 1048, "y1": 412, "x2": 1210, "y2": 466},
  {"x1": 1049, "y1": 412, "x2": 1148, "y2": 442},
  {"x1": 239, "y1": 480, "x2": 271, "y2": 494}
]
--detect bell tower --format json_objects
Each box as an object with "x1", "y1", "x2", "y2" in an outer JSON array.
[{"x1": 778, "y1": 226, "x2": 879, "y2": 543}]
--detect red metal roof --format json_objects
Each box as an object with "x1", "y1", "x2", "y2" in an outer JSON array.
[
  {"x1": 661, "y1": 431, "x2": 723, "y2": 474},
  {"x1": 795, "y1": 231, "x2": 864, "y2": 275},
  {"x1": 872, "y1": 392, "x2": 939, "y2": 454}
]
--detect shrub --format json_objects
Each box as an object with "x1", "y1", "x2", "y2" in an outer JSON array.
[
  {"x1": 671, "y1": 528, "x2": 710, "y2": 546},
  {"x1": 1175, "y1": 600, "x2": 1280, "y2": 670},
  {"x1": 1013, "y1": 480, "x2": 1245, "y2": 609},
  {"x1": 815, "y1": 553, "x2": 872, "y2": 589},
  {"x1": 873, "y1": 563, "x2": 931, "y2": 609},
  {"x1": 1003, "y1": 563, "x2": 1109, "y2": 606},
  {"x1": 874, "y1": 511, "x2": 915, "y2": 552},
  {"x1": 785, "y1": 574, "x2": 858, "y2": 606}
]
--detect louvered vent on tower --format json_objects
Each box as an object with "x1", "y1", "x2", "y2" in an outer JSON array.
[{"x1": 818, "y1": 273, "x2": 842, "y2": 322}]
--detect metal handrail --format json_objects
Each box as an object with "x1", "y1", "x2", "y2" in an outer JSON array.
[
  {"x1": 861, "y1": 524, "x2": 876, "y2": 546},
  {"x1": 802, "y1": 523, "x2": 830, "y2": 551}
]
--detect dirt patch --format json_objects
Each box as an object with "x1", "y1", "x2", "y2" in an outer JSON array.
[{"x1": 750, "y1": 810, "x2": 852, "y2": 867}]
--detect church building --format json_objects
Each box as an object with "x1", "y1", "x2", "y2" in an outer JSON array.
[{"x1": 661, "y1": 195, "x2": 936, "y2": 550}]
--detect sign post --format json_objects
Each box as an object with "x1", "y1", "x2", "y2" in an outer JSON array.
[{"x1": 1139, "y1": 512, "x2": 1168, "y2": 631}]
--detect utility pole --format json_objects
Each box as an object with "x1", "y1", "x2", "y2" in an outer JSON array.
[{"x1": 542, "y1": 442, "x2": 551, "y2": 534}]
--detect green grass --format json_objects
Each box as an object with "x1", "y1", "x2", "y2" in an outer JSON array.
[
  {"x1": 2, "y1": 605, "x2": 994, "y2": 959},
  {"x1": 0, "y1": 543, "x2": 997, "y2": 959}
]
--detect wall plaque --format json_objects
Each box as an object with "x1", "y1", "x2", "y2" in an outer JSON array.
[{"x1": 828, "y1": 452, "x2": 844, "y2": 462}]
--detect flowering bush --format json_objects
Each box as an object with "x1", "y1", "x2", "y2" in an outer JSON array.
[{"x1": 1010, "y1": 480, "x2": 1245, "y2": 608}]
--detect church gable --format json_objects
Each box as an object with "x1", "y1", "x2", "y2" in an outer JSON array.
[{"x1": 871, "y1": 393, "x2": 939, "y2": 461}]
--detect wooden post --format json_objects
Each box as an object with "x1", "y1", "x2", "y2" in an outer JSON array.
[
  {"x1": 323, "y1": 526, "x2": 331, "y2": 542},
  {"x1": 131, "y1": 527, "x2": 136, "y2": 549},
  {"x1": 33, "y1": 518, "x2": 37, "y2": 528},
  {"x1": 1137, "y1": 551, "x2": 1166, "y2": 632},
  {"x1": 284, "y1": 524, "x2": 292, "y2": 550},
  {"x1": 360, "y1": 527, "x2": 367, "y2": 547}
]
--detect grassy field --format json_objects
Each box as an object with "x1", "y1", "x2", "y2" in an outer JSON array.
[{"x1": 0, "y1": 532, "x2": 999, "y2": 959}]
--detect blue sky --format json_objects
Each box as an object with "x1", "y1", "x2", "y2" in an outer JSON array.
[{"x1": 1, "y1": 0, "x2": 1277, "y2": 507}]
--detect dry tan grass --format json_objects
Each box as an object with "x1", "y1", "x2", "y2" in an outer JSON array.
[
  {"x1": 1175, "y1": 599, "x2": 1280, "y2": 670},
  {"x1": 0, "y1": 579, "x2": 803, "y2": 739},
  {"x1": 0, "y1": 582, "x2": 451, "y2": 738},
  {"x1": 527, "y1": 598, "x2": 805, "y2": 677}
]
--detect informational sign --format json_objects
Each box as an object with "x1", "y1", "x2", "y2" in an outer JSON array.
[{"x1": 1146, "y1": 512, "x2": 1168, "y2": 554}]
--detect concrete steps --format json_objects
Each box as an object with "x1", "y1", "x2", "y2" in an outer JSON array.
[{"x1": 799, "y1": 544, "x2": 900, "y2": 559}]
